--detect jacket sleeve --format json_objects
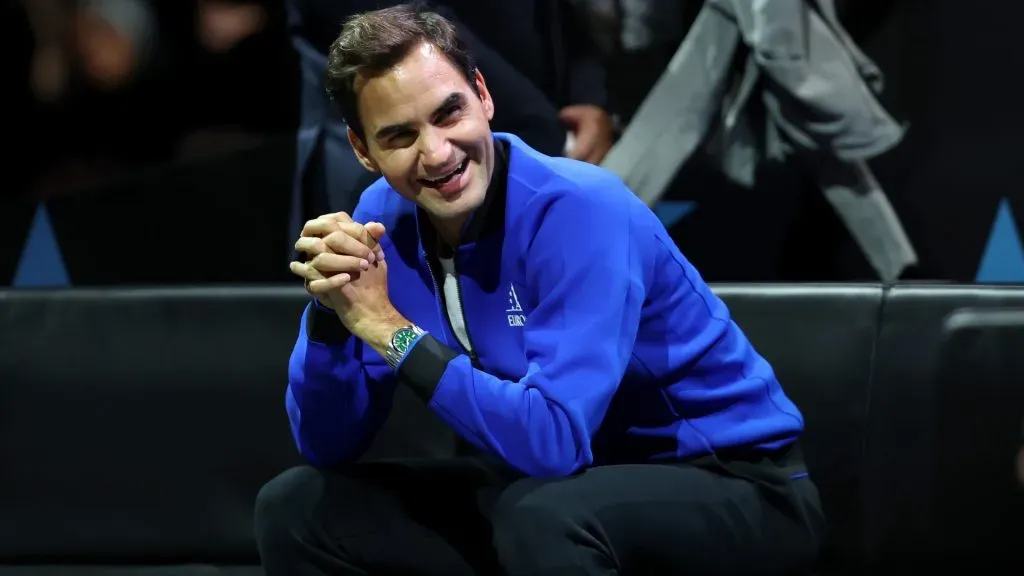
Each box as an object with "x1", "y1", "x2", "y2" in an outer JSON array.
[
  {"x1": 398, "y1": 179, "x2": 646, "y2": 476},
  {"x1": 285, "y1": 201, "x2": 397, "y2": 468},
  {"x1": 285, "y1": 303, "x2": 397, "y2": 468}
]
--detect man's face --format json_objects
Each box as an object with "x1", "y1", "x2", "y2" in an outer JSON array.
[{"x1": 349, "y1": 42, "x2": 496, "y2": 228}]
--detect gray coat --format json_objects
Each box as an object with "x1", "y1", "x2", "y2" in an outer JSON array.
[{"x1": 602, "y1": 0, "x2": 917, "y2": 281}]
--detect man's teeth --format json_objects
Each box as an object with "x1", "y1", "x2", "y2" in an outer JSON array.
[{"x1": 426, "y1": 161, "x2": 464, "y2": 185}]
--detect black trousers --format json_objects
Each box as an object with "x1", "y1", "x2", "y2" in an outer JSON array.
[{"x1": 254, "y1": 446, "x2": 825, "y2": 575}]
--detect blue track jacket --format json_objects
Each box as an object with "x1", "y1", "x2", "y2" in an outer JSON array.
[{"x1": 286, "y1": 133, "x2": 804, "y2": 477}]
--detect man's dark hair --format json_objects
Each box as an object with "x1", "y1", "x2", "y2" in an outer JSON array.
[{"x1": 325, "y1": 3, "x2": 478, "y2": 140}]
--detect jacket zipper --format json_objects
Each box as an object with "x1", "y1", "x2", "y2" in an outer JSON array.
[
  {"x1": 450, "y1": 260, "x2": 481, "y2": 367},
  {"x1": 423, "y1": 251, "x2": 480, "y2": 366},
  {"x1": 423, "y1": 250, "x2": 482, "y2": 459}
]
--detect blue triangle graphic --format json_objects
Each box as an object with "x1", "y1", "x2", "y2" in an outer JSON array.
[
  {"x1": 654, "y1": 201, "x2": 697, "y2": 229},
  {"x1": 976, "y1": 198, "x2": 1024, "y2": 283},
  {"x1": 13, "y1": 204, "x2": 70, "y2": 287}
]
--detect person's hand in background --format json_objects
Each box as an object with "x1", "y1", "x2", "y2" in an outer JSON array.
[
  {"x1": 559, "y1": 104, "x2": 615, "y2": 164},
  {"x1": 74, "y1": 0, "x2": 157, "y2": 91},
  {"x1": 197, "y1": 0, "x2": 267, "y2": 54}
]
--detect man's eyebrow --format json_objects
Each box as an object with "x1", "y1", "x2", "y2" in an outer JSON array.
[
  {"x1": 374, "y1": 121, "x2": 415, "y2": 141},
  {"x1": 373, "y1": 93, "x2": 466, "y2": 141}
]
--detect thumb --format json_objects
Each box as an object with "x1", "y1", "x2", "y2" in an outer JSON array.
[{"x1": 365, "y1": 221, "x2": 387, "y2": 241}]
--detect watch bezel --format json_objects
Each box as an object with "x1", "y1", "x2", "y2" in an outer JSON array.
[{"x1": 385, "y1": 325, "x2": 424, "y2": 369}]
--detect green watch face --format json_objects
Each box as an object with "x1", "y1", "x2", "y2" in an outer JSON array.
[{"x1": 392, "y1": 327, "x2": 419, "y2": 354}]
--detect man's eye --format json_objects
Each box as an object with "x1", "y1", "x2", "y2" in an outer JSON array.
[
  {"x1": 439, "y1": 106, "x2": 461, "y2": 122},
  {"x1": 389, "y1": 131, "x2": 415, "y2": 144}
]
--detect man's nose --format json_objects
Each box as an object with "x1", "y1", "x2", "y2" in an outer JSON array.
[{"x1": 418, "y1": 129, "x2": 452, "y2": 169}]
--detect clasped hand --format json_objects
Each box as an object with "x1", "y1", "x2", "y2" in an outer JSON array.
[{"x1": 289, "y1": 212, "x2": 396, "y2": 333}]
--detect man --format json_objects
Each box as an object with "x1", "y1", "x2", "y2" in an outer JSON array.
[{"x1": 256, "y1": 5, "x2": 824, "y2": 575}]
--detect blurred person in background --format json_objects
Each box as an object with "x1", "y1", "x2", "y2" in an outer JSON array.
[
  {"x1": 573, "y1": 0, "x2": 913, "y2": 283},
  {"x1": 285, "y1": 0, "x2": 615, "y2": 255},
  {"x1": 13, "y1": 0, "x2": 293, "y2": 198},
  {"x1": 73, "y1": 0, "x2": 156, "y2": 91},
  {"x1": 184, "y1": 0, "x2": 295, "y2": 159},
  {"x1": 196, "y1": 0, "x2": 268, "y2": 54},
  {"x1": 568, "y1": 0, "x2": 896, "y2": 126},
  {"x1": 16, "y1": 0, "x2": 179, "y2": 195},
  {"x1": 567, "y1": 0, "x2": 698, "y2": 120}
]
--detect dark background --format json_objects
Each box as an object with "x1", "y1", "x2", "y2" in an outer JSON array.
[{"x1": 2, "y1": 0, "x2": 1022, "y2": 288}]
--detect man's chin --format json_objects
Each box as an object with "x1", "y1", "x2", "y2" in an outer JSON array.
[
  {"x1": 427, "y1": 200, "x2": 472, "y2": 222},
  {"x1": 441, "y1": 184, "x2": 483, "y2": 210},
  {"x1": 437, "y1": 188, "x2": 465, "y2": 203}
]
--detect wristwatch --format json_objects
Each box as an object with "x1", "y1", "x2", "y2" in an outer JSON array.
[{"x1": 384, "y1": 325, "x2": 426, "y2": 370}]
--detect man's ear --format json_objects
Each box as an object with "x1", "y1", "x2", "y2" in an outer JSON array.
[
  {"x1": 474, "y1": 69, "x2": 494, "y2": 122},
  {"x1": 347, "y1": 127, "x2": 379, "y2": 172}
]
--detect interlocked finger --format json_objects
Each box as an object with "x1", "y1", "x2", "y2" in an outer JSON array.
[
  {"x1": 321, "y1": 228, "x2": 378, "y2": 262},
  {"x1": 289, "y1": 261, "x2": 352, "y2": 293},
  {"x1": 300, "y1": 217, "x2": 343, "y2": 239},
  {"x1": 310, "y1": 251, "x2": 371, "y2": 275},
  {"x1": 294, "y1": 236, "x2": 330, "y2": 259}
]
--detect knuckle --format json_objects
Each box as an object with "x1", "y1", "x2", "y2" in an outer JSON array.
[
  {"x1": 322, "y1": 232, "x2": 344, "y2": 250},
  {"x1": 316, "y1": 216, "x2": 339, "y2": 232},
  {"x1": 302, "y1": 219, "x2": 323, "y2": 235},
  {"x1": 342, "y1": 221, "x2": 366, "y2": 239},
  {"x1": 331, "y1": 233, "x2": 364, "y2": 256}
]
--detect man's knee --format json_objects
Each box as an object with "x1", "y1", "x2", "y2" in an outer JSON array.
[
  {"x1": 490, "y1": 478, "x2": 614, "y2": 575},
  {"x1": 254, "y1": 466, "x2": 326, "y2": 550},
  {"x1": 490, "y1": 478, "x2": 587, "y2": 549}
]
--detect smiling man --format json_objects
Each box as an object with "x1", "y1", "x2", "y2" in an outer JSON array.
[{"x1": 255, "y1": 5, "x2": 824, "y2": 575}]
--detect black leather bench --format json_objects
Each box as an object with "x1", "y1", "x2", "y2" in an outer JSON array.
[{"x1": 1, "y1": 284, "x2": 1022, "y2": 575}]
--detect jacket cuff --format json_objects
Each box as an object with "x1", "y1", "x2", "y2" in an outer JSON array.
[
  {"x1": 398, "y1": 333, "x2": 457, "y2": 402},
  {"x1": 304, "y1": 301, "x2": 350, "y2": 344}
]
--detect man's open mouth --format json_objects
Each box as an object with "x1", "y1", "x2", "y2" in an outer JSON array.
[{"x1": 419, "y1": 158, "x2": 469, "y2": 188}]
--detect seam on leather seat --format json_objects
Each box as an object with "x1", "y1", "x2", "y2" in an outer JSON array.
[{"x1": 858, "y1": 282, "x2": 890, "y2": 562}]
